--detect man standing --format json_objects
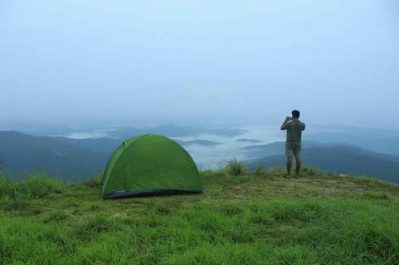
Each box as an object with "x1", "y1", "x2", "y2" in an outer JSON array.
[{"x1": 281, "y1": 110, "x2": 305, "y2": 178}]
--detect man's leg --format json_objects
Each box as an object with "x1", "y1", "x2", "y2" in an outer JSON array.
[
  {"x1": 295, "y1": 157, "x2": 301, "y2": 177},
  {"x1": 285, "y1": 145, "x2": 293, "y2": 178},
  {"x1": 294, "y1": 148, "x2": 301, "y2": 177},
  {"x1": 286, "y1": 156, "x2": 292, "y2": 178}
]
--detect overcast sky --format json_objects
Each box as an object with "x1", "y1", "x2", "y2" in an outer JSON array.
[{"x1": 1, "y1": 0, "x2": 398, "y2": 128}]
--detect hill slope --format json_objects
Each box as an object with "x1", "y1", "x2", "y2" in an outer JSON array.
[
  {"x1": 0, "y1": 131, "x2": 111, "y2": 179},
  {"x1": 0, "y1": 171, "x2": 398, "y2": 264},
  {"x1": 245, "y1": 142, "x2": 399, "y2": 183},
  {"x1": 308, "y1": 126, "x2": 399, "y2": 155}
]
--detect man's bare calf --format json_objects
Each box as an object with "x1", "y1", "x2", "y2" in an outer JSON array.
[
  {"x1": 286, "y1": 156, "x2": 293, "y2": 178},
  {"x1": 286, "y1": 156, "x2": 301, "y2": 178},
  {"x1": 295, "y1": 157, "x2": 301, "y2": 177}
]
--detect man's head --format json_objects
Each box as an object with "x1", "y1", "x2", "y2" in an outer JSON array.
[{"x1": 292, "y1": 110, "x2": 300, "y2": 119}]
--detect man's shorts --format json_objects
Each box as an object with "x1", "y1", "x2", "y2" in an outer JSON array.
[{"x1": 286, "y1": 142, "x2": 301, "y2": 159}]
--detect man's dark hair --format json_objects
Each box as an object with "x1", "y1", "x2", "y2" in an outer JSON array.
[{"x1": 292, "y1": 110, "x2": 300, "y2": 118}]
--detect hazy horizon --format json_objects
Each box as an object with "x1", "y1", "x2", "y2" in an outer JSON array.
[
  {"x1": 1, "y1": 0, "x2": 398, "y2": 128},
  {"x1": 2, "y1": 120, "x2": 399, "y2": 135}
]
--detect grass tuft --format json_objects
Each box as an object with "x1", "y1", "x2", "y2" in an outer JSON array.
[
  {"x1": 300, "y1": 166, "x2": 326, "y2": 178},
  {"x1": 0, "y1": 174, "x2": 22, "y2": 199},
  {"x1": 266, "y1": 167, "x2": 286, "y2": 178},
  {"x1": 82, "y1": 175, "x2": 102, "y2": 189},
  {"x1": 226, "y1": 157, "x2": 247, "y2": 176},
  {"x1": 25, "y1": 174, "x2": 65, "y2": 199},
  {"x1": 253, "y1": 161, "x2": 267, "y2": 177},
  {"x1": 42, "y1": 210, "x2": 70, "y2": 223}
]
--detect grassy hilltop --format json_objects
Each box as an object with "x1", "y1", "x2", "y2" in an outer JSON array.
[{"x1": 0, "y1": 167, "x2": 398, "y2": 265}]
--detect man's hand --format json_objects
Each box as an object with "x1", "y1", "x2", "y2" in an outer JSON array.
[{"x1": 281, "y1": 116, "x2": 291, "y2": 130}]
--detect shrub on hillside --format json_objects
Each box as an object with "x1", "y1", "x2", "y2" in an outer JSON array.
[
  {"x1": 0, "y1": 175, "x2": 19, "y2": 199},
  {"x1": 0, "y1": 175, "x2": 31, "y2": 211},
  {"x1": 0, "y1": 174, "x2": 64, "y2": 201},
  {"x1": 25, "y1": 174, "x2": 64, "y2": 199},
  {"x1": 226, "y1": 158, "x2": 247, "y2": 176}
]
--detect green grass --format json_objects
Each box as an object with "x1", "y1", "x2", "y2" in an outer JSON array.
[{"x1": 0, "y1": 169, "x2": 398, "y2": 265}]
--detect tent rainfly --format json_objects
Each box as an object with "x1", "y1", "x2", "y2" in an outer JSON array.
[{"x1": 101, "y1": 134, "x2": 202, "y2": 199}]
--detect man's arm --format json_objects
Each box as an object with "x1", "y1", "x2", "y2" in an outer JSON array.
[{"x1": 281, "y1": 117, "x2": 290, "y2": 130}]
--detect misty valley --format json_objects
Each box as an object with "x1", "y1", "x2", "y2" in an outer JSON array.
[{"x1": 1, "y1": 124, "x2": 398, "y2": 183}]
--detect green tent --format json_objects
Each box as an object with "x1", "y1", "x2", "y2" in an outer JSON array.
[{"x1": 101, "y1": 134, "x2": 202, "y2": 199}]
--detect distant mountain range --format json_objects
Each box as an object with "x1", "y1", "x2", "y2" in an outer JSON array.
[
  {"x1": 11, "y1": 124, "x2": 246, "y2": 139},
  {"x1": 245, "y1": 142, "x2": 399, "y2": 183},
  {"x1": 307, "y1": 126, "x2": 399, "y2": 156},
  {"x1": 1, "y1": 130, "x2": 398, "y2": 183},
  {"x1": 174, "y1": 139, "x2": 220, "y2": 146},
  {"x1": 0, "y1": 131, "x2": 114, "y2": 180},
  {"x1": 236, "y1": 138, "x2": 262, "y2": 144},
  {"x1": 0, "y1": 131, "x2": 222, "y2": 180}
]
